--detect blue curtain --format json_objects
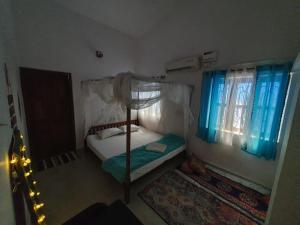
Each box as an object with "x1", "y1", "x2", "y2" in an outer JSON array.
[
  {"x1": 243, "y1": 64, "x2": 290, "y2": 160},
  {"x1": 197, "y1": 70, "x2": 226, "y2": 143}
]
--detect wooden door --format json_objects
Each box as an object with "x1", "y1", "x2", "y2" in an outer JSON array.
[{"x1": 20, "y1": 67, "x2": 76, "y2": 161}]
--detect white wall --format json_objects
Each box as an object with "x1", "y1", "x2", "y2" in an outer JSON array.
[
  {"x1": 137, "y1": 0, "x2": 300, "y2": 75},
  {"x1": 137, "y1": 0, "x2": 300, "y2": 187},
  {"x1": 0, "y1": 0, "x2": 28, "y2": 224},
  {"x1": 266, "y1": 71, "x2": 300, "y2": 225},
  {"x1": 12, "y1": 0, "x2": 138, "y2": 148}
]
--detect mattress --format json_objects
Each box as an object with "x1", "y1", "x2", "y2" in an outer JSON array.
[{"x1": 86, "y1": 127, "x2": 185, "y2": 181}]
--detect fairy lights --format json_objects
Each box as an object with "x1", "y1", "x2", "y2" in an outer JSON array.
[
  {"x1": 34, "y1": 203, "x2": 45, "y2": 211},
  {"x1": 37, "y1": 214, "x2": 46, "y2": 224},
  {"x1": 29, "y1": 190, "x2": 35, "y2": 197},
  {"x1": 10, "y1": 156, "x2": 18, "y2": 164},
  {"x1": 23, "y1": 158, "x2": 31, "y2": 167},
  {"x1": 24, "y1": 172, "x2": 30, "y2": 177},
  {"x1": 11, "y1": 131, "x2": 46, "y2": 224},
  {"x1": 21, "y1": 145, "x2": 26, "y2": 152}
]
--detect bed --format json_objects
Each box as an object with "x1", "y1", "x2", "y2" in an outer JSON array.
[
  {"x1": 86, "y1": 122, "x2": 186, "y2": 182},
  {"x1": 83, "y1": 73, "x2": 191, "y2": 203}
]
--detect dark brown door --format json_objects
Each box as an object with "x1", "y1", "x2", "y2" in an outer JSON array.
[{"x1": 20, "y1": 67, "x2": 76, "y2": 161}]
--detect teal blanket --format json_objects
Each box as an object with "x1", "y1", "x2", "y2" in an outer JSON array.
[{"x1": 102, "y1": 134, "x2": 185, "y2": 182}]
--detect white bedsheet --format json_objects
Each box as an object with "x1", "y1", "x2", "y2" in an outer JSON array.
[{"x1": 86, "y1": 127, "x2": 185, "y2": 181}]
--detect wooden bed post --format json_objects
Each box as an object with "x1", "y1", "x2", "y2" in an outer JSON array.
[{"x1": 125, "y1": 107, "x2": 131, "y2": 204}]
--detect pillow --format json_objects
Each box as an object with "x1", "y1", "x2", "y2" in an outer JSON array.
[
  {"x1": 188, "y1": 154, "x2": 207, "y2": 174},
  {"x1": 146, "y1": 143, "x2": 167, "y2": 153},
  {"x1": 96, "y1": 128, "x2": 123, "y2": 139},
  {"x1": 119, "y1": 124, "x2": 139, "y2": 133}
]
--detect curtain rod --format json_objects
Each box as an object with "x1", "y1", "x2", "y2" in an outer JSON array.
[
  {"x1": 81, "y1": 74, "x2": 193, "y2": 88},
  {"x1": 203, "y1": 56, "x2": 293, "y2": 72},
  {"x1": 80, "y1": 77, "x2": 114, "y2": 83},
  {"x1": 132, "y1": 75, "x2": 194, "y2": 87}
]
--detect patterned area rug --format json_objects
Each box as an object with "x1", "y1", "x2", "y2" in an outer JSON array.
[
  {"x1": 139, "y1": 170, "x2": 265, "y2": 225},
  {"x1": 178, "y1": 167, "x2": 269, "y2": 221},
  {"x1": 36, "y1": 151, "x2": 79, "y2": 172}
]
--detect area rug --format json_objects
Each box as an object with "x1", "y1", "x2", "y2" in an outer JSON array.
[
  {"x1": 139, "y1": 170, "x2": 263, "y2": 225},
  {"x1": 178, "y1": 167, "x2": 269, "y2": 221},
  {"x1": 36, "y1": 151, "x2": 79, "y2": 172}
]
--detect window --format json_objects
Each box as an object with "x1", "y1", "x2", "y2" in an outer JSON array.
[
  {"x1": 198, "y1": 63, "x2": 291, "y2": 160},
  {"x1": 217, "y1": 76, "x2": 254, "y2": 136},
  {"x1": 215, "y1": 70, "x2": 255, "y2": 145},
  {"x1": 136, "y1": 91, "x2": 161, "y2": 116},
  {"x1": 132, "y1": 90, "x2": 161, "y2": 100}
]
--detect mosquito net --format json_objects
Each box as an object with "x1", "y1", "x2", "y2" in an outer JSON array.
[{"x1": 82, "y1": 72, "x2": 193, "y2": 138}]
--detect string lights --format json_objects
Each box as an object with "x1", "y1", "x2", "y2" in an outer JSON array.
[
  {"x1": 10, "y1": 155, "x2": 18, "y2": 164},
  {"x1": 24, "y1": 172, "x2": 31, "y2": 177},
  {"x1": 34, "y1": 203, "x2": 45, "y2": 211},
  {"x1": 38, "y1": 214, "x2": 46, "y2": 224},
  {"x1": 29, "y1": 190, "x2": 35, "y2": 197},
  {"x1": 21, "y1": 145, "x2": 26, "y2": 152},
  {"x1": 10, "y1": 131, "x2": 46, "y2": 225}
]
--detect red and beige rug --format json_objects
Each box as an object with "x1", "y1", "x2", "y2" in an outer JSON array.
[{"x1": 139, "y1": 169, "x2": 269, "y2": 225}]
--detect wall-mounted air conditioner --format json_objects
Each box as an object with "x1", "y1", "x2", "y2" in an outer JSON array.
[{"x1": 165, "y1": 56, "x2": 201, "y2": 73}]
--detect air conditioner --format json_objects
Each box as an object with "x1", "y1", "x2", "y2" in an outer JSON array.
[{"x1": 165, "y1": 56, "x2": 201, "y2": 73}]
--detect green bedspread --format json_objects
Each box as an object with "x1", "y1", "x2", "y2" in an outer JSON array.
[{"x1": 102, "y1": 133, "x2": 185, "y2": 182}]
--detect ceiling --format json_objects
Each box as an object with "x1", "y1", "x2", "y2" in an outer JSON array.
[{"x1": 54, "y1": 0, "x2": 182, "y2": 38}]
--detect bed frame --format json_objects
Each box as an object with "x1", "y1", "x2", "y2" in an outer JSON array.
[
  {"x1": 86, "y1": 119, "x2": 139, "y2": 135},
  {"x1": 85, "y1": 116, "x2": 139, "y2": 203},
  {"x1": 85, "y1": 114, "x2": 184, "y2": 204}
]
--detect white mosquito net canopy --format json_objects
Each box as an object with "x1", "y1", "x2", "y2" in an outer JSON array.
[{"x1": 82, "y1": 72, "x2": 193, "y2": 138}]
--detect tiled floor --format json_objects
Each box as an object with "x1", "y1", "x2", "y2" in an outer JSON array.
[{"x1": 35, "y1": 150, "x2": 184, "y2": 225}]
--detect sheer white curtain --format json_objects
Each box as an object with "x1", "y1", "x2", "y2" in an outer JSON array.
[
  {"x1": 138, "y1": 83, "x2": 192, "y2": 138},
  {"x1": 216, "y1": 69, "x2": 256, "y2": 146},
  {"x1": 82, "y1": 73, "x2": 192, "y2": 139},
  {"x1": 82, "y1": 79, "x2": 135, "y2": 136},
  {"x1": 138, "y1": 99, "x2": 161, "y2": 132}
]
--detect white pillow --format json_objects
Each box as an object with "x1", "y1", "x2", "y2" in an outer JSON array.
[
  {"x1": 119, "y1": 124, "x2": 139, "y2": 133},
  {"x1": 146, "y1": 143, "x2": 167, "y2": 153},
  {"x1": 97, "y1": 128, "x2": 123, "y2": 139}
]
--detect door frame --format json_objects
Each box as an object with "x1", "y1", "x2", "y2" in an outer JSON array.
[{"x1": 20, "y1": 67, "x2": 76, "y2": 160}]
